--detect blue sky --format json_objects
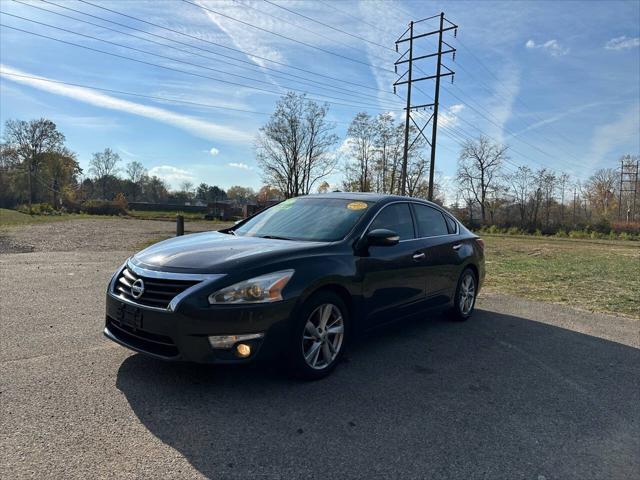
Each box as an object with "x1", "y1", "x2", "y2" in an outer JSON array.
[{"x1": 1, "y1": 0, "x2": 639, "y2": 199}]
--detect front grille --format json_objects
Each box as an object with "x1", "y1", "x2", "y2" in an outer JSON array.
[
  {"x1": 113, "y1": 266, "x2": 200, "y2": 309},
  {"x1": 107, "y1": 316, "x2": 179, "y2": 358}
]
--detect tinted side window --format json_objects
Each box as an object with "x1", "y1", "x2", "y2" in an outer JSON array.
[
  {"x1": 444, "y1": 214, "x2": 458, "y2": 234},
  {"x1": 413, "y1": 204, "x2": 449, "y2": 237},
  {"x1": 369, "y1": 203, "x2": 415, "y2": 240}
]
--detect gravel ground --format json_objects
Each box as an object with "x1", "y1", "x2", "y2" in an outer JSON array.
[
  {"x1": 0, "y1": 218, "x2": 227, "y2": 254},
  {"x1": 1, "y1": 220, "x2": 639, "y2": 479}
]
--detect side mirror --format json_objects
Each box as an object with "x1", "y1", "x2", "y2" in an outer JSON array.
[{"x1": 366, "y1": 228, "x2": 400, "y2": 246}]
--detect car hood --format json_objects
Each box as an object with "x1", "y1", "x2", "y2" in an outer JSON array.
[{"x1": 132, "y1": 231, "x2": 326, "y2": 273}]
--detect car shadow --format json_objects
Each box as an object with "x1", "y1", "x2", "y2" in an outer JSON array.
[{"x1": 116, "y1": 308, "x2": 640, "y2": 479}]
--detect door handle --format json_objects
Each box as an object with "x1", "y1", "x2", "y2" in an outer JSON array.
[
  {"x1": 412, "y1": 252, "x2": 426, "y2": 261},
  {"x1": 452, "y1": 244, "x2": 462, "y2": 250}
]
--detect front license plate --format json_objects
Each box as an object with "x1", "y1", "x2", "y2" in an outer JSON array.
[{"x1": 117, "y1": 304, "x2": 143, "y2": 330}]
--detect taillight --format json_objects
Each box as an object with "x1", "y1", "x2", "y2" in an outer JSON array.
[{"x1": 475, "y1": 238, "x2": 485, "y2": 251}]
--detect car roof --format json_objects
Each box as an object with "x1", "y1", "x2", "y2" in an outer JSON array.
[{"x1": 299, "y1": 192, "x2": 443, "y2": 209}]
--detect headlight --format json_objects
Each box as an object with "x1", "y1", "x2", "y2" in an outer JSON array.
[{"x1": 208, "y1": 270, "x2": 294, "y2": 304}]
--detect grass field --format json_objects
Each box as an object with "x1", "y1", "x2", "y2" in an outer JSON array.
[
  {"x1": 127, "y1": 210, "x2": 210, "y2": 221},
  {"x1": 0, "y1": 208, "x2": 95, "y2": 227},
  {"x1": 482, "y1": 234, "x2": 640, "y2": 318}
]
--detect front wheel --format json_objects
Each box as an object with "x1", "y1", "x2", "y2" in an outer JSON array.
[
  {"x1": 450, "y1": 268, "x2": 477, "y2": 321},
  {"x1": 287, "y1": 292, "x2": 348, "y2": 380}
]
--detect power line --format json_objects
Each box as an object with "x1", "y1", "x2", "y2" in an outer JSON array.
[
  {"x1": 67, "y1": 0, "x2": 393, "y2": 94},
  {"x1": 338, "y1": 1, "x2": 588, "y2": 169},
  {"x1": 13, "y1": 0, "x2": 397, "y2": 104},
  {"x1": 178, "y1": 0, "x2": 394, "y2": 72},
  {"x1": 0, "y1": 22, "x2": 400, "y2": 112},
  {"x1": 262, "y1": 0, "x2": 393, "y2": 52},
  {"x1": 2, "y1": 11, "x2": 403, "y2": 109},
  {"x1": 229, "y1": 0, "x2": 379, "y2": 59}
]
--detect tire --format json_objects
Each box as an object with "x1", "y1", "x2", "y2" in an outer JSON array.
[
  {"x1": 450, "y1": 267, "x2": 478, "y2": 321},
  {"x1": 287, "y1": 291, "x2": 349, "y2": 380}
]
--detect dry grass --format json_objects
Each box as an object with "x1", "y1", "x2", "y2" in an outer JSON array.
[{"x1": 482, "y1": 234, "x2": 640, "y2": 318}]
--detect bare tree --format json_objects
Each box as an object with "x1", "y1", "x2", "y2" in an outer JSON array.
[
  {"x1": 457, "y1": 136, "x2": 507, "y2": 224},
  {"x1": 89, "y1": 148, "x2": 121, "y2": 199},
  {"x1": 125, "y1": 160, "x2": 147, "y2": 201},
  {"x1": 256, "y1": 92, "x2": 337, "y2": 198},
  {"x1": 2, "y1": 118, "x2": 65, "y2": 210},
  {"x1": 343, "y1": 112, "x2": 375, "y2": 192},
  {"x1": 509, "y1": 165, "x2": 533, "y2": 227}
]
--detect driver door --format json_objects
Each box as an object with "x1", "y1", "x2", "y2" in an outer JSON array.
[{"x1": 358, "y1": 202, "x2": 427, "y2": 327}]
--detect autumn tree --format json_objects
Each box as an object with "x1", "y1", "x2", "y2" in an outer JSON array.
[
  {"x1": 2, "y1": 118, "x2": 65, "y2": 210},
  {"x1": 226, "y1": 185, "x2": 256, "y2": 205}
]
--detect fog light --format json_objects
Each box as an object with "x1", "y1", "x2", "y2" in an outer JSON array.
[
  {"x1": 208, "y1": 333, "x2": 264, "y2": 349},
  {"x1": 236, "y1": 343, "x2": 251, "y2": 358}
]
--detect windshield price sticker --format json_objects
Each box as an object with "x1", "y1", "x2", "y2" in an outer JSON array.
[{"x1": 347, "y1": 201, "x2": 368, "y2": 211}]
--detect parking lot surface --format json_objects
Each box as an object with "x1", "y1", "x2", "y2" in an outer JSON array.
[{"x1": 1, "y1": 222, "x2": 638, "y2": 479}]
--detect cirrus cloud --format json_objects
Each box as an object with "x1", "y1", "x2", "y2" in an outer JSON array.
[{"x1": 605, "y1": 36, "x2": 640, "y2": 51}]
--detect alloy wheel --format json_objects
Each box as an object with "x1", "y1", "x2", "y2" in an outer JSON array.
[
  {"x1": 459, "y1": 273, "x2": 476, "y2": 315},
  {"x1": 302, "y1": 303, "x2": 345, "y2": 370}
]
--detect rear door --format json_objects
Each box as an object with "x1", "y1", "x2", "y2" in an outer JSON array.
[
  {"x1": 359, "y1": 202, "x2": 427, "y2": 325},
  {"x1": 411, "y1": 203, "x2": 462, "y2": 303}
]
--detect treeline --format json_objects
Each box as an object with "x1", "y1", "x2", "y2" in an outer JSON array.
[
  {"x1": 449, "y1": 135, "x2": 639, "y2": 235},
  {"x1": 257, "y1": 92, "x2": 638, "y2": 235},
  {"x1": 2, "y1": 91, "x2": 638, "y2": 237},
  {"x1": 0, "y1": 118, "x2": 282, "y2": 213}
]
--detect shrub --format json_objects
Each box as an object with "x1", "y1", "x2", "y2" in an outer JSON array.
[
  {"x1": 533, "y1": 229, "x2": 543, "y2": 236},
  {"x1": 507, "y1": 227, "x2": 522, "y2": 235},
  {"x1": 17, "y1": 203, "x2": 58, "y2": 215},
  {"x1": 555, "y1": 229, "x2": 568, "y2": 238},
  {"x1": 569, "y1": 230, "x2": 588, "y2": 239},
  {"x1": 81, "y1": 200, "x2": 127, "y2": 216}
]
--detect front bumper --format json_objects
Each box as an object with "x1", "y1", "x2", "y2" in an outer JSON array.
[{"x1": 104, "y1": 292, "x2": 295, "y2": 364}]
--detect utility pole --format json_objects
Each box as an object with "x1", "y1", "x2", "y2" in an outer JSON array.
[
  {"x1": 400, "y1": 21, "x2": 414, "y2": 195},
  {"x1": 394, "y1": 13, "x2": 457, "y2": 199},
  {"x1": 618, "y1": 156, "x2": 639, "y2": 222}
]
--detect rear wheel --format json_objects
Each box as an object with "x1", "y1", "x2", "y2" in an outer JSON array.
[
  {"x1": 287, "y1": 292, "x2": 348, "y2": 380},
  {"x1": 450, "y1": 268, "x2": 477, "y2": 321}
]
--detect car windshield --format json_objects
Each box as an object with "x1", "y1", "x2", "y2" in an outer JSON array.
[{"x1": 233, "y1": 197, "x2": 373, "y2": 242}]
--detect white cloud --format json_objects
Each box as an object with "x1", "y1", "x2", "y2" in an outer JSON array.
[
  {"x1": 148, "y1": 165, "x2": 195, "y2": 187},
  {"x1": 440, "y1": 104, "x2": 465, "y2": 128},
  {"x1": 209, "y1": 147, "x2": 220, "y2": 156},
  {"x1": 228, "y1": 162, "x2": 251, "y2": 170},
  {"x1": 525, "y1": 39, "x2": 569, "y2": 56},
  {"x1": 0, "y1": 65, "x2": 253, "y2": 143},
  {"x1": 605, "y1": 36, "x2": 640, "y2": 50}
]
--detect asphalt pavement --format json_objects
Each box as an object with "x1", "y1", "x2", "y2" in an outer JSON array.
[{"x1": 1, "y1": 250, "x2": 639, "y2": 479}]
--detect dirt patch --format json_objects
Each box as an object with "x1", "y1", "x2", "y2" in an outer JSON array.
[{"x1": 0, "y1": 218, "x2": 231, "y2": 254}]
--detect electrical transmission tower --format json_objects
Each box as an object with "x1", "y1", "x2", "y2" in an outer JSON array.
[
  {"x1": 618, "y1": 157, "x2": 639, "y2": 222},
  {"x1": 394, "y1": 12, "x2": 457, "y2": 200}
]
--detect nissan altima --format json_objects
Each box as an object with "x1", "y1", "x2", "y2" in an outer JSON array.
[{"x1": 104, "y1": 193, "x2": 485, "y2": 379}]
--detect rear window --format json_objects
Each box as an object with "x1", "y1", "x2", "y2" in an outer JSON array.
[
  {"x1": 444, "y1": 214, "x2": 458, "y2": 234},
  {"x1": 412, "y1": 204, "x2": 449, "y2": 237}
]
